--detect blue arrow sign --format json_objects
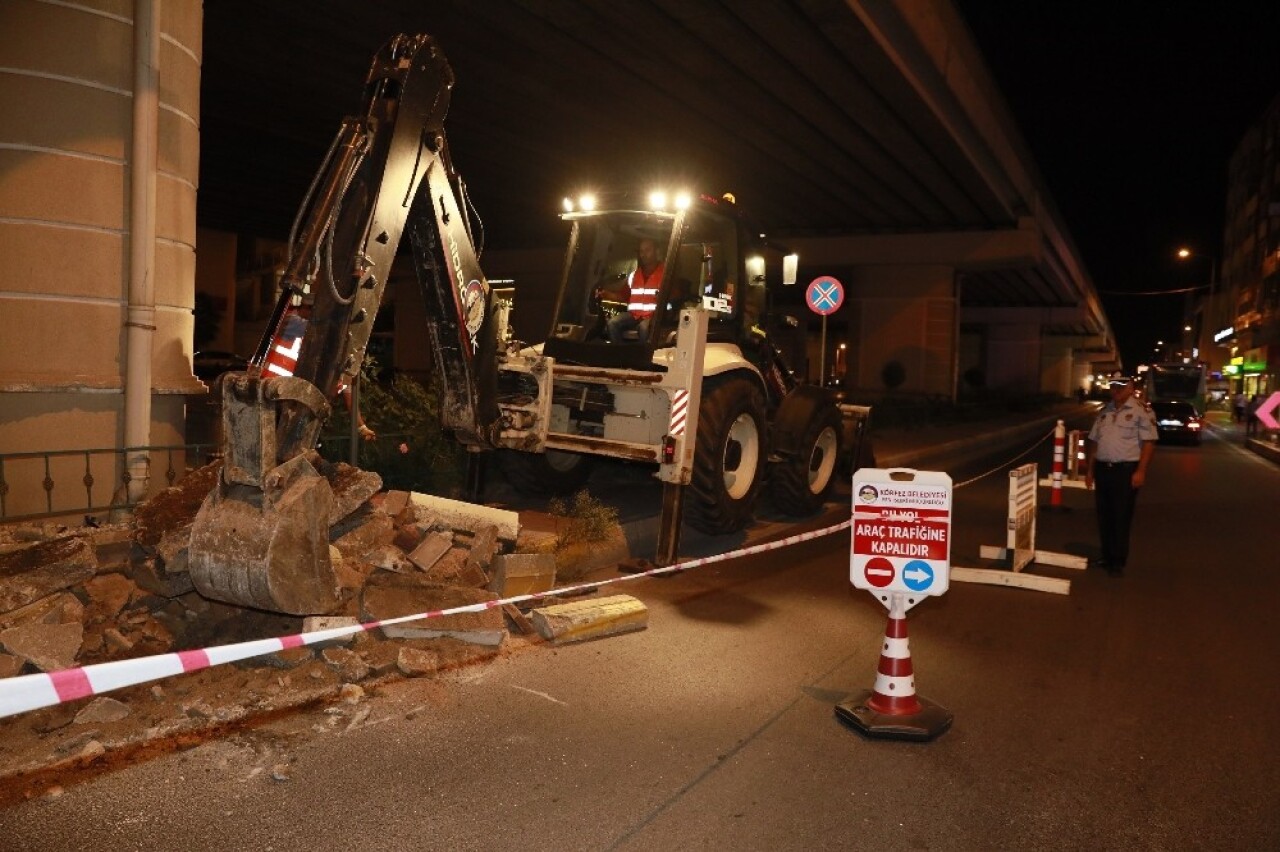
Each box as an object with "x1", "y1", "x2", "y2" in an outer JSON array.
[
  {"x1": 902, "y1": 559, "x2": 936, "y2": 592},
  {"x1": 806, "y1": 276, "x2": 844, "y2": 316}
]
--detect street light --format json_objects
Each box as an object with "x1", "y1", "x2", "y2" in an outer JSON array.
[{"x1": 1175, "y1": 246, "x2": 1220, "y2": 341}]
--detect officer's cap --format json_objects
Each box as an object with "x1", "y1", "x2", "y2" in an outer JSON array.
[{"x1": 1108, "y1": 372, "x2": 1130, "y2": 388}]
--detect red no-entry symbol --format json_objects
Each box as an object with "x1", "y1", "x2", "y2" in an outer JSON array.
[{"x1": 863, "y1": 557, "x2": 895, "y2": 588}]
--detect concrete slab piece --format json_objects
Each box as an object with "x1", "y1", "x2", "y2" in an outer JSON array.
[
  {"x1": 408, "y1": 493, "x2": 519, "y2": 542},
  {"x1": 489, "y1": 553, "x2": 557, "y2": 597},
  {"x1": 531, "y1": 594, "x2": 648, "y2": 645},
  {"x1": 407, "y1": 533, "x2": 454, "y2": 572}
]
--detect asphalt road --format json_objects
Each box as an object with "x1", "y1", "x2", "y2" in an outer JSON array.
[{"x1": 2, "y1": 420, "x2": 1279, "y2": 850}]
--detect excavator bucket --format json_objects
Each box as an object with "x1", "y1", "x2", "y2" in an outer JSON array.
[
  {"x1": 187, "y1": 374, "x2": 340, "y2": 615},
  {"x1": 188, "y1": 454, "x2": 339, "y2": 615}
]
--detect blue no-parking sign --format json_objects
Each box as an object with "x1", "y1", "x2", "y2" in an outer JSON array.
[{"x1": 806, "y1": 276, "x2": 844, "y2": 316}]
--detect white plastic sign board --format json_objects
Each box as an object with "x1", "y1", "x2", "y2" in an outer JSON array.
[
  {"x1": 851, "y1": 468, "x2": 952, "y2": 597},
  {"x1": 1006, "y1": 463, "x2": 1037, "y2": 571}
]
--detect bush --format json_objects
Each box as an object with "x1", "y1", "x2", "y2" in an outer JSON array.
[
  {"x1": 322, "y1": 359, "x2": 468, "y2": 496},
  {"x1": 547, "y1": 489, "x2": 619, "y2": 548}
]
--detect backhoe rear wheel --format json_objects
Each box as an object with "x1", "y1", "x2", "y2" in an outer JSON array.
[
  {"x1": 498, "y1": 449, "x2": 595, "y2": 496},
  {"x1": 686, "y1": 375, "x2": 766, "y2": 535},
  {"x1": 772, "y1": 404, "x2": 842, "y2": 516}
]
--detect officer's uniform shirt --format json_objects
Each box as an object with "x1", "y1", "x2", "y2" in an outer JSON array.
[{"x1": 1089, "y1": 395, "x2": 1158, "y2": 462}]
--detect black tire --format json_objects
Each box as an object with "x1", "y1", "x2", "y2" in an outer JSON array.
[
  {"x1": 498, "y1": 449, "x2": 595, "y2": 496},
  {"x1": 686, "y1": 375, "x2": 767, "y2": 535},
  {"x1": 772, "y1": 404, "x2": 842, "y2": 516}
]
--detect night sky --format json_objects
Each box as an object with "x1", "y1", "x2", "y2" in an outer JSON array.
[{"x1": 955, "y1": 2, "x2": 1280, "y2": 370}]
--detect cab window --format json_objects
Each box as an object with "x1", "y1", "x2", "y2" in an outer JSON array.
[{"x1": 659, "y1": 209, "x2": 740, "y2": 339}]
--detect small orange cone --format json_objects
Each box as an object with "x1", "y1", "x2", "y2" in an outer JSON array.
[{"x1": 836, "y1": 594, "x2": 952, "y2": 741}]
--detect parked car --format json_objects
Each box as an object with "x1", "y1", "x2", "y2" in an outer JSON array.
[{"x1": 1150, "y1": 400, "x2": 1203, "y2": 445}]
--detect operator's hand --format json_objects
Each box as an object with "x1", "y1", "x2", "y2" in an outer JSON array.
[
  {"x1": 358, "y1": 423, "x2": 376, "y2": 442},
  {"x1": 1130, "y1": 469, "x2": 1145, "y2": 489},
  {"x1": 1085, "y1": 469, "x2": 1094, "y2": 490}
]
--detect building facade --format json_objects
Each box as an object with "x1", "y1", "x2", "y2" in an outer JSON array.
[
  {"x1": 0, "y1": 0, "x2": 204, "y2": 519},
  {"x1": 1219, "y1": 93, "x2": 1280, "y2": 401}
]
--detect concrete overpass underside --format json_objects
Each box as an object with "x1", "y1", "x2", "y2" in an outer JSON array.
[
  {"x1": 1, "y1": 0, "x2": 1121, "y2": 500},
  {"x1": 196, "y1": 0, "x2": 1117, "y2": 400}
]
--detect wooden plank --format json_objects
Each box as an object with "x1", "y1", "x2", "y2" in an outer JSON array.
[
  {"x1": 979, "y1": 545, "x2": 1008, "y2": 561},
  {"x1": 975, "y1": 546, "x2": 1087, "y2": 572},
  {"x1": 950, "y1": 566, "x2": 1071, "y2": 595},
  {"x1": 1033, "y1": 550, "x2": 1088, "y2": 571},
  {"x1": 531, "y1": 594, "x2": 648, "y2": 644}
]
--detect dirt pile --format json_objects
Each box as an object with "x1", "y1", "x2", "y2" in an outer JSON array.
[{"x1": 0, "y1": 457, "x2": 637, "y2": 798}]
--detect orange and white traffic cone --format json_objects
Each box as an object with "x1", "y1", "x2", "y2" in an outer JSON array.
[
  {"x1": 836, "y1": 593, "x2": 952, "y2": 741},
  {"x1": 1051, "y1": 420, "x2": 1065, "y2": 506}
]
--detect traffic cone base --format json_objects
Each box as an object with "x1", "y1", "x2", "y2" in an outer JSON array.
[
  {"x1": 836, "y1": 598, "x2": 951, "y2": 741},
  {"x1": 835, "y1": 690, "x2": 953, "y2": 741}
]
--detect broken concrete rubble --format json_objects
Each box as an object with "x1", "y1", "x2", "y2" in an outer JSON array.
[
  {"x1": 0, "y1": 653, "x2": 23, "y2": 678},
  {"x1": 407, "y1": 532, "x2": 453, "y2": 572},
  {"x1": 73, "y1": 696, "x2": 131, "y2": 725},
  {"x1": 0, "y1": 537, "x2": 97, "y2": 613},
  {"x1": 0, "y1": 591, "x2": 84, "y2": 632},
  {"x1": 408, "y1": 492, "x2": 519, "y2": 541},
  {"x1": 489, "y1": 552, "x2": 557, "y2": 598},
  {"x1": 0, "y1": 462, "x2": 640, "y2": 796},
  {"x1": 531, "y1": 595, "x2": 648, "y2": 645},
  {"x1": 361, "y1": 573, "x2": 505, "y2": 646},
  {"x1": 0, "y1": 621, "x2": 84, "y2": 672}
]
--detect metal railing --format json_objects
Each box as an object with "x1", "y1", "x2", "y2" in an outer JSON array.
[
  {"x1": 0, "y1": 432, "x2": 411, "y2": 524},
  {"x1": 0, "y1": 444, "x2": 217, "y2": 523}
]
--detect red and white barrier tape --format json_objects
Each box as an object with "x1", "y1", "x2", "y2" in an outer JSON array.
[{"x1": 0, "y1": 518, "x2": 853, "y2": 720}]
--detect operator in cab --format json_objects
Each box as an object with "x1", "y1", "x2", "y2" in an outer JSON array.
[{"x1": 607, "y1": 237, "x2": 665, "y2": 344}]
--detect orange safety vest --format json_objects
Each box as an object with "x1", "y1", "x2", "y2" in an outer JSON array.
[{"x1": 626, "y1": 263, "x2": 664, "y2": 318}]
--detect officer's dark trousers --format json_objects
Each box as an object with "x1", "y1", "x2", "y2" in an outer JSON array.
[{"x1": 1094, "y1": 461, "x2": 1139, "y2": 567}]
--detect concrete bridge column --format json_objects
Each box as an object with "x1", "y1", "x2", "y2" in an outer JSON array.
[
  {"x1": 1040, "y1": 336, "x2": 1077, "y2": 398},
  {"x1": 0, "y1": 0, "x2": 203, "y2": 518},
  {"x1": 985, "y1": 322, "x2": 1042, "y2": 393},
  {"x1": 829, "y1": 264, "x2": 958, "y2": 399}
]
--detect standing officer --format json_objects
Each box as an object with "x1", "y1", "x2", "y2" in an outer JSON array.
[{"x1": 1085, "y1": 374, "x2": 1158, "y2": 576}]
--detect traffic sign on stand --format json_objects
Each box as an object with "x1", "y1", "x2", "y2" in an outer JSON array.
[
  {"x1": 850, "y1": 468, "x2": 951, "y2": 607},
  {"x1": 950, "y1": 462, "x2": 1087, "y2": 595},
  {"x1": 841, "y1": 467, "x2": 954, "y2": 741}
]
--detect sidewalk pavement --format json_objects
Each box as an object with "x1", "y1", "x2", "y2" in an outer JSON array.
[
  {"x1": 874, "y1": 402, "x2": 1280, "y2": 471},
  {"x1": 869, "y1": 401, "x2": 1097, "y2": 470},
  {"x1": 1202, "y1": 409, "x2": 1280, "y2": 463}
]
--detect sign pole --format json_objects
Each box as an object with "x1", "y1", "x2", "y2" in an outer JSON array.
[
  {"x1": 819, "y1": 315, "x2": 827, "y2": 383},
  {"x1": 805, "y1": 276, "x2": 844, "y2": 385}
]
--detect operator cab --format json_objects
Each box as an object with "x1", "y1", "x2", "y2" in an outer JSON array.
[{"x1": 543, "y1": 192, "x2": 766, "y2": 369}]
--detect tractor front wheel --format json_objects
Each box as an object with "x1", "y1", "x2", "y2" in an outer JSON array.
[
  {"x1": 686, "y1": 376, "x2": 767, "y2": 535},
  {"x1": 772, "y1": 403, "x2": 842, "y2": 516}
]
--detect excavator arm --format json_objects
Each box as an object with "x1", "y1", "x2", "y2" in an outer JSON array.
[{"x1": 188, "y1": 34, "x2": 500, "y2": 614}]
